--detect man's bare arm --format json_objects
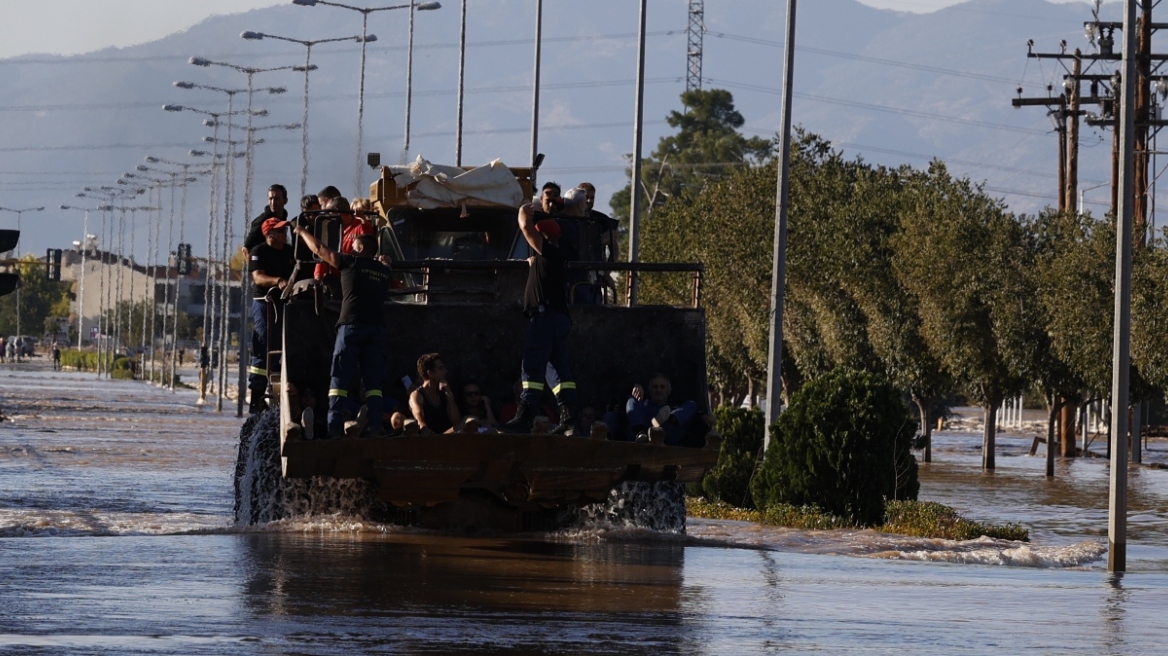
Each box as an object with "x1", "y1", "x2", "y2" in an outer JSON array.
[
  {"x1": 518, "y1": 203, "x2": 543, "y2": 255},
  {"x1": 251, "y1": 268, "x2": 286, "y2": 289},
  {"x1": 292, "y1": 224, "x2": 340, "y2": 269}
]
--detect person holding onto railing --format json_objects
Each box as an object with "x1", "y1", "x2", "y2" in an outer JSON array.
[
  {"x1": 291, "y1": 224, "x2": 392, "y2": 438},
  {"x1": 313, "y1": 196, "x2": 376, "y2": 287},
  {"x1": 247, "y1": 216, "x2": 296, "y2": 414},
  {"x1": 505, "y1": 200, "x2": 577, "y2": 435}
]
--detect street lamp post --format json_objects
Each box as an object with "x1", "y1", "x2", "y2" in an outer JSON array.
[
  {"x1": 0, "y1": 206, "x2": 45, "y2": 349},
  {"x1": 78, "y1": 186, "x2": 136, "y2": 375},
  {"x1": 166, "y1": 103, "x2": 260, "y2": 410},
  {"x1": 60, "y1": 204, "x2": 109, "y2": 351},
  {"x1": 200, "y1": 134, "x2": 250, "y2": 413},
  {"x1": 241, "y1": 30, "x2": 371, "y2": 199},
  {"x1": 189, "y1": 57, "x2": 300, "y2": 222},
  {"x1": 201, "y1": 119, "x2": 299, "y2": 415},
  {"x1": 124, "y1": 173, "x2": 173, "y2": 383},
  {"x1": 145, "y1": 155, "x2": 211, "y2": 387},
  {"x1": 292, "y1": 0, "x2": 438, "y2": 194}
]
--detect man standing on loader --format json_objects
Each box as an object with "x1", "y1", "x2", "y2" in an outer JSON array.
[{"x1": 505, "y1": 194, "x2": 577, "y2": 435}]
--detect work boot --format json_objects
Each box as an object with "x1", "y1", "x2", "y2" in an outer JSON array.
[
  {"x1": 345, "y1": 405, "x2": 370, "y2": 438},
  {"x1": 552, "y1": 405, "x2": 575, "y2": 436},
  {"x1": 504, "y1": 401, "x2": 535, "y2": 433},
  {"x1": 248, "y1": 393, "x2": 267, "y2": 416}
]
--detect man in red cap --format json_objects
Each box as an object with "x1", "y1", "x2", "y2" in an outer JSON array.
[
  {"x1": 505, "y1": 196, "x2": 577, "y2": 434},
  {"x1": 247, "y1": 217, "x2": 295, "y2": 413}
]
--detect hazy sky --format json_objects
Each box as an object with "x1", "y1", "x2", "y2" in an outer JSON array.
[{"x1": 0, "y1": 0, "x2": 1094, "y2": 59}]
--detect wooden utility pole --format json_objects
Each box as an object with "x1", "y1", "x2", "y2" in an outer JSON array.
[
  {"x1": 1066, "y1": 51, "x2": 1082, "y2": 213},
  {"x1": 1134, "y1": 0, "x2": 1152, "y2": 247}
]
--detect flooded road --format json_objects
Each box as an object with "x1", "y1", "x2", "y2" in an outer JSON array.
[{"x1": 3, "y1": 365, "x2": 1168, "y2": 654}]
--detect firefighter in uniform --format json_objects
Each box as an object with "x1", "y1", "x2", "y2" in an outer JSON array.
[
  {"x1": 247, "y1": 217, "x2": 296, "y2": 413},
  {"x1": 292, "y1": 224, "x2": 391, "y2": 438},
  {"x1": 505, "y1": 201, "x2": 577, "y2": 434}
]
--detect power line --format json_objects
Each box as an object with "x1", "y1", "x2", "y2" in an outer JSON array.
[
  {"x1": 706, "y1": 31, "x2": 1019, "y2": 84},
  {"x1": 710, "y1": 77, "x2": 1048, "y2": 136},
  {"x1": 0, "y1": 77, "x2": 681, "y2": 113},
  {"x1": 0, "y1": 31, "x2": 685, "y2": 66}
]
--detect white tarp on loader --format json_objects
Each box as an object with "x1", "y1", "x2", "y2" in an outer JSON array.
[{"x1": 387, "y1": 156, "x2": 525, "y2": 209}]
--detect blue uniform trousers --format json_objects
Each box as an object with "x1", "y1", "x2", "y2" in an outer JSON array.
[
  {"x1": 248, "y1": 299, "x2": 270, "y2": 397},
  {"x1": 327, "y1": 323, "x2": 387, "y2": 434},
  {"x1": 520, "y1": 309, "x2": 576, "y2": 408}
]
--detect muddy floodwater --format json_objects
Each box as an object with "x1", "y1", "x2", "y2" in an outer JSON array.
[{"x1": 3, "y1": 365, "x2": 1168, "y2": 654}]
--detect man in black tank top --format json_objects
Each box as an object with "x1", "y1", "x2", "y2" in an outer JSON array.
[
  {"x1": 293, "y1": 224, "x2": 392, "y2": 438},
  {"x1": 505, "y1": 195, "x2": 577, "y2": 434}
]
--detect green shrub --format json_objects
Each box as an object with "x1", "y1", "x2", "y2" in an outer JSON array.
[
  {"x1": 687, "y1": 497, "x2": 1027, "y2": 541},
  {"x1": 750, "y1": 368, "x2": 919, "y2": 526},
  {"x1": 701, "y1": 406, "x2": 765, "y2": 508},
  {"x1": 59, "y1": 349, "x2": 98, "y2": 371},
  {"x1": 882, "y1": 500, "x2": 1028, "y2": 542},
  {"x1": 111, "y1": 355, "x2": 135, "y2": 380}
]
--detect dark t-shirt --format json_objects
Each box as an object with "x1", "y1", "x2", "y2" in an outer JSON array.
[
  {"x1": 337, "y1": 254, "x2": 391, "y2": 326},
  {"x1": 244, "y1": 207, "x2": 289, "y2": 251},
  {"x1": 523, "y1": 238, "x2": 569, "y2": 316},
  {"x1": 249, "y1": 243, "x2": 295, "y2": 297}
]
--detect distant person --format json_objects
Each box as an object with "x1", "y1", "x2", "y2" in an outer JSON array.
[
  {"x1": 247, "y1": 216, "x2": 296, "y2": 414},
  {"x1": 504, "y1": 196, "x2": 577, "y2": 435},
  {"x1": 292, "y1": 223, "x2": 391, "y2": 438},
  {"x1": 197, "y1": 342, "x2": 211, "y2": 405},
  {"x1": 51, "y1": 344, "x2": 61, "y2": 371},
  {"x1": 409, "y1": 353, "x2": 461, "y2": 435}
]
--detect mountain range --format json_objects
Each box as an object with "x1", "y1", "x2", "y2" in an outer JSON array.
[{"x1": 0, "y1": 0, "x2": 1136, "y2": 259}]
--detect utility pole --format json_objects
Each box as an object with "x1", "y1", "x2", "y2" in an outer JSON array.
[
  {"x1": 1015, "y1": 2, "x2": 1168, "y2": 473},
  {"x1": 1109, "y1": 0, "x2": 1137, "y2": 575}
]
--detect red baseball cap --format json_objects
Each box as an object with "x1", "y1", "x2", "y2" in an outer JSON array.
[
  {"x1": 262, "y1": 217, "x2": 290, "y2": 236},
  {"x1": 535, "y1": 219, "x2": 561, "y2": 238}
]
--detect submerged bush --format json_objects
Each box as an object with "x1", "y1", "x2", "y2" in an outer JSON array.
[
  {"x1": 750, "y1": 368, "x2": 919, "y2": 526},
  {"x1": 687, "y1": 498, "x2": 1026, "y2": 541},
  {"x1": 701, "y1": 406, "x2": 765, "y2": 508},
  {"x1": 882, "y1": 500, "x2": 1028, "y2": 542}
]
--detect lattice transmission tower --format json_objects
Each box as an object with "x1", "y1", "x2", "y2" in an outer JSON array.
[{"x1": 686, "y1": 0, "x2": 704, "y2": 92}]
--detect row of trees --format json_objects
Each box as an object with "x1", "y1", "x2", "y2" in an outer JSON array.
[
  {"x1": 622, "y1": 89, "x2": 1168, "y2": 465},
  {"x1": 0, "y1": 256, "x2": 73, "y2": 339},
  {"x1": 0, "y1": 255, "x2": 200, "y2": 350}
]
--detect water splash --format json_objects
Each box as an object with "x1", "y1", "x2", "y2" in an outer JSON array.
[
  {"x1": 568, "y1": 481, "x2": 688, "y2": 533},
  {"x1": 866, "y1": 537, "x2": 1107, "y2": 567},
  {"x1": 232, "y1": 407, "x2": 381, "y2": 526}
]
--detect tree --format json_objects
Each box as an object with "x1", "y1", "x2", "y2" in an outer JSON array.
[
  {"x1": 1029, "y1": 209, "x2": 1114, "y2": 459},
  {"x1": 610, "y1": 89, "x2": 771, "y2": 225},
  {"x1": 824, "y1": 163, "x2": 953, "y2": 462},
  {"x1": 0, "y1": 255, "x2": 73, "y2": 338},
  {"x1": 750, "y1": 368, "x2": 918, "y2": 526},
  {"x1": 892, "y1": 163, "x2": 1033, "y2": 471}
]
